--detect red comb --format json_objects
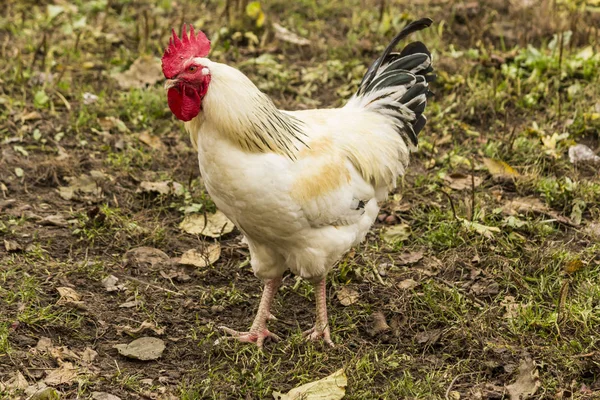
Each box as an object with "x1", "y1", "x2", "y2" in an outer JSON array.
[{"x1": 161, "y1": 24, "x2": 210, "y2": 78}]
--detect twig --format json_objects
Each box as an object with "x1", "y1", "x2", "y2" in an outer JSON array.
[
  {"x1": 470, "y1": 160, "x2": 476, "y2": 222},
  {"x1": 123, "y1": 275, "x2": 183, "y2": 296},
  {"x1": 441, "y1": 190, "x2": 459, "y2": 221},
  {"x1": 445, "y1": 372, "x2": 481, "y2": 399}
]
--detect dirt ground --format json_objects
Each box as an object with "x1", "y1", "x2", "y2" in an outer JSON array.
[{"x1": 1, "y1": 0, "x2": 599, "y2": 399}]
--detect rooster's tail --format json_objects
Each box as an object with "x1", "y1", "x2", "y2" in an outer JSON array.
[{"x1": 346, "y1": 18, "x2": 435, "y2": 150}]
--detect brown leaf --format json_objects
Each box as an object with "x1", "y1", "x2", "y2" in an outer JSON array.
[
  {"x1": 112, "y1": 56, "x2": 163, "y2": 89},
  {"x1": 178, "y1": 244, "x2": 221, "y2": 268},
  {"x1": 101, "y1": 275, "x2": 126, "y2": 292},
  {"x1": 114, "y1": 337, "x2": 165, "y2": 361},
  {"x1": 137, "y1": 181, "x2": 184, "y2": 196},
  {"x1": 56, "y1": 287, "x2": 83, "y2": 306},
  {"x1": 137, "y1": 131, "x2": 166, "y2": 151},
  {"x1": 4, "y1": 239, "x2": 22, "y2": 252},
  {"x1": 272, "y1": 369, "x2": 347, "y2": 400},
  {"x1": 116, "y1": 320, "x2": 165, "y2": 336},
  {"x1": 336, "y1": 286, "x2": 359, "y2": 306},
  {"x1": 398, "y1": 279, "x2": 419, "y2": 290},
  {"x1": 397, "y1": 251, "x2": 424, "y2": 265},
  {"x1": 124, "y1": 247, "x2": 169, "y2": 268},
  {"x1": 564, "y1": 259, "x2": 584, "y2": 274},
  {"x1": 506, "y1": 358, "x2": 540, "y2": 400},
  {"x1": 415, "y1": 329, "x2": 442, "y2": 345},
  {"x1": 180, "y1": 211, "x2": 235, "y2": 237},
  {"x1": 444, "y1": 173, "x2": 482, "y2": 191},
  {"x1": 44, "y1": 362, "x2": 78, "y2": 386},
  {"x1": 80, "y1": 347, "x2": 98, "y2": 365},
  {"x1": 368, "y1": 311, "x2": 390, "y2": 337},
  {"x1": 35, "y1": 337, "x2": 53, "y2": 353}
]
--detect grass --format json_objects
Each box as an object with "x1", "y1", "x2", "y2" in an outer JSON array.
[{"x1": 1, "y1": 0, "x2": 600, "y2": 399}]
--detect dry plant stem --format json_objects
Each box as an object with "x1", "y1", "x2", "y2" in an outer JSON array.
[
  {"x1": 219, "y1": 277, "x2": 282, "y2": 348},
  {"x1": 303, "y1": 278, "x2": 334, "y2": 347}
]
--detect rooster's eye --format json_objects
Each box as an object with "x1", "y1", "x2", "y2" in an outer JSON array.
[{"x1": 188, "y1": 66, "x2": 198, "y2": 72}]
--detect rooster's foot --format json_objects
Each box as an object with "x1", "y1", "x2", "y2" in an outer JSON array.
[
  {"x1": 218, "y1": 325, "x2": 281, "y2": 348},
  {"x1": 303, "y1": 326, "x2": 334, "y2": 347}
]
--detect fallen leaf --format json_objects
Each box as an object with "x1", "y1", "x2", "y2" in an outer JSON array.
[
  {"x1": 180, "y1": 210, "x2": 235, "y2": 237},
  {"x1": 58, "y1": 173, "x2": 104, "y2": 203},
  {"x1": 124, "y1": 247, "x2": 169, "y2": 267},
  {"x1": 44, "y1": 362, "x2": 78, "y2": 386},
  {"x1": 137, "y1": 131, "x2": 166, "y2": 151},
  {"x1": 92, "y1": 392, "x2": 122, "y2": 400},
  {"x1": 118, "y1": 300, "x2": 140, "y2": 308},
  {"x1": 336, "y1": 286, "x2": 359, "y2": 306},
  {"x1": 506, "y1": 358, "x2": 540, "y2": 400},
  {"x1": 568, "y1": 144, "x2": 600, "y2": 165},
  {"x1": 116, "y1": 320, "x2": 165, "y2": 336},
  {"x1": 483, "y1": 158, "x2": 521, "y2": 179},
  {"x1": 98, "y1": 116, "x2": 128, "y2": 133},
  {"x1": 272, "y1": 23, "x2": 311, "y2": 46},
  {"x1": 2, "y1": 371, "x2": 28, "y2": 391},
  {"x1": 397, "y1": 251, "x2": 424, "y2": 265},
  {"x1": 584, "y1": 222, "x2": 600, "y2": 239},
  {"x1": 4, "y1": 239, "x2": 23, "y2": 252},
  {"x1": 114, "y1": 337, "x2": 165, "y2": 361},
  {"x1": 83, "y1": 92, "x2": 99, "y2": 105},
  {"x1": 179, "y1": 243, "x2": 221, "y2": 268},
  {"x1": 382, "y1": 223, "x2": 411, "y2": 243},
  {"x1": 368, "y1": 311, "x2": 390, "y2": 337},
  {"x1": 39, "y1": 214, "x2": 71, "y2": 227},
  {"x1": 460, "y1": 218, "x2": 500, "y2": 239},
  {"x1": 502, "y1": 197, "x2": 575, "y2": 225},
  {"x1": 80, "y1": 347, "x2": 98, "y2": 365},
  {"x1": 112, "y1": 55, "x2": 163, "y2": 89},
  {"x1": 102, "y1": 275, "x2": 125, "y2": 292},
  {"x1": 56, "y1": 287, "x2": 83, "y2": 306},
  {"x1": 137, "y1": 181, "x2": 184, "y2": 196},
  {"x1": 27, "y1": 386, "x2": 59, "y2": 400},
  {"x1": 564, "y1": 259, "x2": 584, "y2": 274},
  {"x1": 35, "y1": 337, "x2": 53, "y2": 353},
  {"x1": 272, "y1": 368, "x2": 347, "y2": 400},
  {"x1": 415, "y1": 329, "x2": 442, "y2": 345},
  {"x1": 398, "y1": 279, "x2": 419, "y2": 290},
  {"x1": 444, "y1": 173, "x2": 482, "y2": 191}
]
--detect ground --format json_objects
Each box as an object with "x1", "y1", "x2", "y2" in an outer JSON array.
[{"x1": 1, "y1": 0, "x2": 600, "y2": 399}]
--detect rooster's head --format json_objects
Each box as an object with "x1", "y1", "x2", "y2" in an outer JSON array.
[{"x1": 161, "y1": 25, "x2": 211, "y2": 122}]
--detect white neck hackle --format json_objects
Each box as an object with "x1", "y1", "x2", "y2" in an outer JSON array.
[{"x1": 185, "y1": 58, "x2": 307, "y2": 159}]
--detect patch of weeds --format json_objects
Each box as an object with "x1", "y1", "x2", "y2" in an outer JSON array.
[{"x1": 0, "y1": 322, "x2": 11, "y2": 354}]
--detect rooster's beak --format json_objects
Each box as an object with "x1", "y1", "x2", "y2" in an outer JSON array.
[{"x1": 164, "y1": 79, "x2": 178, "y2": 90}]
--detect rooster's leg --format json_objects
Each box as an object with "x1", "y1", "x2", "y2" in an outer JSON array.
[
  {"x1": 218, "y1": 277, "x2": 282, "y2": 348},
  {"x1": 303, "y1": 278, "x2": 334, "y2": 347}
]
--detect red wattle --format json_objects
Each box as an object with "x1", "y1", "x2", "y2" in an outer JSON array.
[{"x1": 168, "y1": 86, "x2": 201, "y2": 122}]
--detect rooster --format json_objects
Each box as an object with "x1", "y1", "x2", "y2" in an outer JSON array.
[{"x1": 162, "y1": 19, "x2": 434, "y2": 348}]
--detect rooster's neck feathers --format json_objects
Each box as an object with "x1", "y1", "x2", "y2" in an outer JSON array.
[{"x1": 187, "y1": 60, "x2": 308, "y2": 159}]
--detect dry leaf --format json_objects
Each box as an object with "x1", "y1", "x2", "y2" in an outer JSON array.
[
  {"x1": 564, "y1": 259, "x2": 584, "y2": 274},
  {"x1": 180, "y1": 210, "x2": 235, "y2": 237},
  {"x1": 368, "y1": 311, "x2": 390, "y2": 337},
  {"x1": 397, "y1": 251, "x2": 424, "y2": 265},
  {"x1": 272, "y1": 23, "x2": 311, "y2": 46},
  {"x1": 4, "y1": 239, "x2": 22, "y2": 252},
  {"x1": 40, "y1": 214, "x2": 71, "y2": 227},
  {"x1": 56, "y1": 287, "x2": 83, "y2": 306},
  {"x1": 124, "y1": 247, "x2": 170, "y2": 267},
  {"x1": 502, "y1": 197, "x2": 575, "y2": 226},
  {"x1": 102, "y1": 275, "x2": 125, "y2": 292},
  {"x1": 116, "y1": 320, "x2": 165, "y2": 336},
  {"x1": 483, "y1": 158, "x2": 521, "y2": 179},
  {"x1": 44, "y1": 362, "x2": 78, "y2": 386},
  {"x1": 92, "y1": 393, "x2": 122, "y2": 400},
  {"x1": 114, "y1": 337, "x2": 165, "y2": 361},
  {"x1": 138, "y1": 181, "x2": 184, "y2": 196},
  {"x1": 398, "y1": 279, "x2": 419, "y2": 290},
  {"x1": 336, "y1": 286, "x2": 359, "y2": 306},
  {"x1": 80, "y1": 347, "x2": 98, "y2": 365},
  {"x1": 415, "y1": 329, "x2": 442, "y2": 345},
  {"x1": 58, "y1": 173, "x2": 104, "y2": 203},
  {"x1": 444, "y1": 173, "x2": 482, "y2": 191},
  {"x1": 506, "y1": 358, "x2": 540, "y2": 400},
  {"x1": 382, "y1": 223, "x2": 411, "y2": 243},
  {"x1": 2, "y1": 371, "x2": 28, "y2": 391},
  {"x1": 98, "y1": 116, "x2": 128, "y2": 133},
  {"x1": 137, "y1": 131, "x2": 166, "y2": 151},
  {"x1": 179, "y1": 244, "x2": 221, "y2": 268},
  {"x1": 112, "y1": 55, "x2": 163, "y2": 89},
  {"x1": 35, "y1": 337, "x2": 53, "y2": 353},
  {"x1": 272, "y1": 369, "x2": 347, "y2": 400}
]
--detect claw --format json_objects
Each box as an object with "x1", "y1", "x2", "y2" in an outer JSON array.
[
  {"x1": 302, "y1": 325, "x2": 334, "y2": 347},
  {"x1": 218, "y1": 325, "x2": 281, "y2": 349}
]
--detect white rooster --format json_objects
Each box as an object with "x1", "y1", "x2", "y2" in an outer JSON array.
[{"x1": 162, "y1": 19, "x2": 434, "y2": 348}]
